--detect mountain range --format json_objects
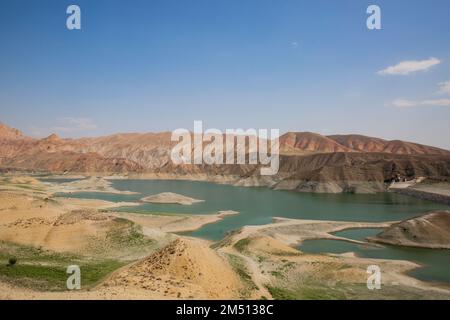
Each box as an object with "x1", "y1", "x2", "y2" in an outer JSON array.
[{"x1": 1, "y1": 122, "x2": 449, "y2": 193}]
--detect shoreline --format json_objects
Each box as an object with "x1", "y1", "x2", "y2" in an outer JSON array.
[
  {"x1": 33, "y1": 173, "x2": 450, "y2": 205},
  {"x1": 110, "y1": 210, "x2": 239, "y2": 234},
  {"x1": 216, "y1": 217, "x2": 450, "y2": 295}
]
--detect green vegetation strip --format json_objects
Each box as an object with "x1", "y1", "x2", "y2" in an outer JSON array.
[
  {"x1": 226, "y1": 253, "x2": 258, "y2": 298},
  {"x1": 233, "y1": 238, "x2": 251, "y2": 253},
  {"x1": 0, "y1": 241, "x2": 124, "y2": 291}
]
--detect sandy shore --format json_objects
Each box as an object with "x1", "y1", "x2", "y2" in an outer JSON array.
[
  {"x1": 112, "y1": 210, "x2": 238, "y2": 234},
  {"x1": 213, "y1": 217, "x2": 450, "y2": 299},
  {"x1": 50, "y1": 177, "x2": 139, "y2": 195},
  {"x1": 0, "y1": 175, "x2": 245, "y2": 299}
]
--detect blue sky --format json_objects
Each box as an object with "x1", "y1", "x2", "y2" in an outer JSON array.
[{"x1": 1, "y1": 0, "x2": 449, "y2": 148}]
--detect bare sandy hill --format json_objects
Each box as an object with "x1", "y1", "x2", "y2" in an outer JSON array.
[
  {"x1": 369, "y1": 211, "x2": 450, "y2": 249},
  {"x1": 105, "y1": 238, "x2": 243, "y2": 299},
  {"x1": 0, "y1": 185, "x2": 154, "y2": 258}
]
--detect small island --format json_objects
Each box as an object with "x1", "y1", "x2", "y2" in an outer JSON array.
[{"x1": 141, "y1": 192, "x2": 205, "y2": 205}]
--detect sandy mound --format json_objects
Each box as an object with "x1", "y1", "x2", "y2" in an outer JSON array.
[
  {"x1": 369, "y1": 211, "x2": 450, "y2": 249},
  {"x1": 105, "y1": 238, "x2": 242, "y2": 299},
  {"x1": 52, "y1": 209, "x2": 108, "y2": 226},
  {"x1": 5, "y1": 217, "x2": 53, "y2": 228},
  {"x1": 0, "y1": 192, "x2": 31, "y2": 211},
  {"x1": 7, "y1": 176, "x2": 41, "y2": 185},
  {"x1": 141, "y1": 192, "x2": 204, "y2": 205},
  {"x1": 244, "y1": 235, "x2": 301, "y2": 256},
  {"x1": 0, "y1": 206, "x2": 114, "y2": 254}
]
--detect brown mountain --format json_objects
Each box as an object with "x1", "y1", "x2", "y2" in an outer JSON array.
[
  {"x1": 279, "y1": 132, "x2": 353, "y2": 154},
  {"x1": 327, "y1": 134, "x2": 450, "y2": 155},
  {"x1": 0, "y1": 126, "x2": 147, "y2": 173},
  {"x1": 154, "y1": 151, "x2": 450, "y2": 193},
  {"x1": 326, "y1": 134, "x2": 386, "y2": 153},
  {"x1": 0, "y1": 150, "x2": 142, "y2": 173},
  {"x1": 280, "y1": 132, "x2": 450, "y2": 156},
  {"x1": 0, "y1": 123, "x2": 449, "y2": 193},
  {"x1": 0, "y1": 123, "x2": 26, "y2": 140},
  {"x1": 73, "y1": 132, "x2": 175, "y2": 170}
]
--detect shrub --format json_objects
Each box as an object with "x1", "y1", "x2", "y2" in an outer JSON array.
[{"x1": 8, "y1": 257, "x2": 17, "y2": 266}]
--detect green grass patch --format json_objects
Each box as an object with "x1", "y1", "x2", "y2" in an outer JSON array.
[
  {"x1": 0, "y1": 241, "x2": 124, "y2": 291},
  {"x1": 266, "y1": 281, "x2": 347, "y2": 300},
  {"x1": 233, "y1": 238, "x2": 251, "y2": 253},
  {"x1": 257, "y1": 255, "x2": 267, "y2": 264},
  {"x1": 106, "y1": 221, "x2": 156, "y2": 249},
  {"x1": 295, "y1": 285, "x2": 347, "y2": 300},
  {"x1": 226, "y1": 254, "x2": 258, "y2": 298},
  {"x1": 271, "y1": 250, "x2": 301, "y2": 257},
  {"x1": 269, "y1": 271, "x2": 284, "y2": 279},
  {"x1": 265, "y1": 285, "x2": 298, "y2": 300}
]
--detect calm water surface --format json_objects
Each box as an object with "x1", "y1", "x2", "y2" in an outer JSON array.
[
  {"x1": 50, "y1": 179, "x2": 449, "y2": 241},
  {"x1": 299, "y1": 228, "x2": 450, "y2": 285},
  {"x1": 49, "y1": 179, "x2": 450, "y2": 285}
]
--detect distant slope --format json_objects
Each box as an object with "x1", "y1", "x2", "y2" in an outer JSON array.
[
  {"x1": 273, "y1": 152, "x2": 450, "y2": 193},
  {"x1": 327, "y1": 134, "x2": 450, "y2": 156},
  {"x1": 73, "y1": 132, "x2": 175, "y2": 170},
  {"x1": 0, "y1": 150, "x2": 142, "y2": 173},
  {"x1": 279, "y1": 132, "x2": 353, "y2": 154},
  {"x1": 0, "y1": 123, "x2": 27, "y2": 140},
  {"x1": 326, "y1": 134, "x2": 386, "y2": 153},
  {"x1": 154, "y1": 152, "x2": 450, "y2": 193},
  {"x1": 0, "y1": 126, "x2": 146, "y2": 174},
  {"x1": 369, "y1": 211, "x2": 450, "y2": 249},
  {"x1": 1, "y1": 122, "x2": 449, "y2": 192}
]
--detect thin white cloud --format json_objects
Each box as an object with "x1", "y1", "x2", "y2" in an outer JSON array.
[
  {"x1": 392, "y1": 98, "x2": 450, "y2": 108},
  {"x1": 391, "y1": 99, "x2": 417, "y2": 108},
  {"x1": 378, "y1": 57, "x2": 441, "y2": 76},
  {"x1": 53, "y1": 117, "x2": 98, "y2": 133},
  {"x1": 290, "y1": 41, "x2": 299, "y2": 49},
  {"x1": 438, "y1": 81, "x2": 450, "y2": 95},
  {"x1": 421, "y1": 99, "x2": 450, "y2": 106}
]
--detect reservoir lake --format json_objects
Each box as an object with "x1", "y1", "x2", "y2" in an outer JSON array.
[{"x1": 48, "y1": 179, "x2": 450, "y2": 285}]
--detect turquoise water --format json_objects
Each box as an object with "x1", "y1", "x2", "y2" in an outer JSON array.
[
  {"x1": 299, "y1": 228, "x2": 450, "y2": 285},
  {"x1": 334, "y1": 228, "x2": 383, "y2": 241},
  {"x1": 53, "y1": 179, "x2": 449, "y2": 241},
  {"x1": 50, "y1": 179, "x2": 450, "y2": 285}
]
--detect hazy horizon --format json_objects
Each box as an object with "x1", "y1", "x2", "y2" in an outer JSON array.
[{"x1": 1, "y1": 0, "x2": 450, "y2": 149}]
